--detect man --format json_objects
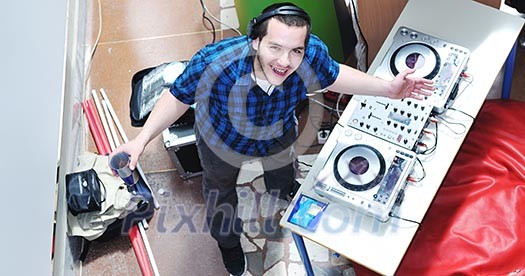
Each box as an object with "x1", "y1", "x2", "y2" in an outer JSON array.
[{"x1": 112, "y1": 3, "x2": 433, "y2": 275}]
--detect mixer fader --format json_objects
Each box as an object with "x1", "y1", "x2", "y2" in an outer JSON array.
[{"x1": 348, "y1": 96, "x2": 433, "y2": 150}]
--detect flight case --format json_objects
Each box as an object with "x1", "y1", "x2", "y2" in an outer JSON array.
[{"x1": 162, "y1": 124, "x2": 202, "y2": 179}]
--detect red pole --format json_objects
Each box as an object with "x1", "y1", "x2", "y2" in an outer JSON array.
[{"x1": 82, "y1": 99, "x2": 111, "y2": 154}]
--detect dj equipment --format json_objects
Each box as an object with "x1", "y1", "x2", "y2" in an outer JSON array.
[
  {"x1": 347, "y1": 26, "x2": 469, "y2": 150},
  {"x1": 314, "y1": 26, "x2": 471, "y2": 222},
  {"x1": 374, "y1": 26, "x2": 470, "y2": 114},
  {"x1": 246, "y1": 5, "x2": 310, "y2": 39},
  {"x1": 348, "y1": 96, "x2": 433, "y2": 150},
  {"x1": 314, "y1": 129, "x2": 416, "y2": 222}
]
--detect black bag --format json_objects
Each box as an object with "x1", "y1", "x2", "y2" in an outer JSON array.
[
  {"x1": 77, "y1": 176, "x2": 156, "y2": 262},
  {"x1": 65, "y1": 169, "x2": 106, "y2": 216},
  {"x1": 129, "y1": 60, "x2": 190, "y2": 127}
]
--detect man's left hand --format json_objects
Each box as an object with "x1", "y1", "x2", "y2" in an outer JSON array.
[{"x1": 389, "y1": 68, "x2": 434, "y2": 100}]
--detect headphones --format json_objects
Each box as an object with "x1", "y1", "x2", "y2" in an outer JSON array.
[{"x1": 246, "y1": 5, "x2": 310, "y2": 40}]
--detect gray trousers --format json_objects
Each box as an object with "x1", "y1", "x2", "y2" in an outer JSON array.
[{"x1": 195, "y1": 127, "x2": 296, "y2": 248}]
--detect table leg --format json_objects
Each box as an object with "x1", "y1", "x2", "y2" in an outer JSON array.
[
  {"x1": 502, "y1": 41, "x2": 518, "y2": 99},
  {"x1": 291, "y1": 232, "x2": 315, "y2": 276}
]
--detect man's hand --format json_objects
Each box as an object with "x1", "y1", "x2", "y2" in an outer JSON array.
[
  {"x1": 389, "y1": 68, "x2": 434, "y2": 100},
  {"x1": 108, "y1": 138, "x2": 147, "y2": 171}
]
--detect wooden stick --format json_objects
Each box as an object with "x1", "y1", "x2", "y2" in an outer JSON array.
[
  {"x1": 99, "y1": 88, "x2": 128, "y2": 142},
  {"x1": 102, "y1": 100, "x2": 120, "y2": 150},
  {"x1": 90, "y1": 89, "x2": 115, "y2": 150}
]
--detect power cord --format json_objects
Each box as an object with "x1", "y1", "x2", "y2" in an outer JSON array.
[
  {"x1": 456, "y1": 72, "x2": 474, "y2": 100},
  {"x1": 199, "y1": 0, "x2": 242, "y2": 37},
  {"x1": 389, "y1": 212, "x2": 421, "y2": 225},
  {"x1": 435, "y1": 115, "x2": 467, "y2": 135},
  {"x1": 416, "y1": 119, "x2": 438, "y2": 155},
  {"x1": 447, "y1": 107, "x2": 475, "y2": 120},
  {"x1": 199, "y1": 0, "x2": 216, "y2": 43},
  {"x1": 308, "y1": 97, "x2": 344, "y2": 114},
  {"x1": 407, "y1": 157, "x2": 427, "y2": 183},
  {"x1": 297, "y1": 160, "x2": 313, "y2": 168},
  {"x1": 388, "y1": 189, "x2": 421, "y2": 224}
]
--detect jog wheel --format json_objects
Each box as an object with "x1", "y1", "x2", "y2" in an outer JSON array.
[
  {"x1": 390, "y1": 42, "x2": 440, "y2": 80},
  {"x1": 333, "y1": 144, "x2": 386, "y2": 191}
]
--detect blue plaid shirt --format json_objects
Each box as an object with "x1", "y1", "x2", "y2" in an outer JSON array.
[{"x1": 170, "y1": 34, "x2": 339, "y2": 156}]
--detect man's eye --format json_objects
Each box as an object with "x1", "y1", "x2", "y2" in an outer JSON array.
[{"x1": 293, "y1": 49, "x2": 303, "y2": 55}]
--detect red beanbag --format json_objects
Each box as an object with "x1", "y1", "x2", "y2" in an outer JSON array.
[{"x1": 357, "y1": 99, "x2": 525, "y2": 275}]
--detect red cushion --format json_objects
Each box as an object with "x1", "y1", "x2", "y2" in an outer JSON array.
[{"x1": 357, "y1": 99, "x2": 525, "y2": 275}]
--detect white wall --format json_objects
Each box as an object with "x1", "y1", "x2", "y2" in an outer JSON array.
[{"x1": 0, "y1": 1, "x2": 66, "y2": 275}]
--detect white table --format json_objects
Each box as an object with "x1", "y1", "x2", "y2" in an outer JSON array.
[{"x1": 280, "y1": 0, "x2": 524, "y2": 275}]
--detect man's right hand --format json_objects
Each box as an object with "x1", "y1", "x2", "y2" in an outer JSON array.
[
  {"x1": 109, "y1": 138, "x2": 147, "y2": 171},
  {"x1": 108, "y1": 91, "x2": 191, "y2": 171}
]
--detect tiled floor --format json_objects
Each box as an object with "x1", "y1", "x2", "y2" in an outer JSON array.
[{"x1": 80, "y1": 0, "x2": 525, "y2": 275}]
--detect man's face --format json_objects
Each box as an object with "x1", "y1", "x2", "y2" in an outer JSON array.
[{"x1": 252, "y1": 18, "x2": 307, "y2": 85}]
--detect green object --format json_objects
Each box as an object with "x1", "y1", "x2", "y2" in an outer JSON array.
[{"x1": 234, "y1": 0, "x2": 345, "y2": 63}]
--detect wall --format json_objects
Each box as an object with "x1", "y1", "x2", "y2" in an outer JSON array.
[
  {"x1": 234, "y1": 0, "x2": 346, "y2": 63},
  {"x1": 0, "y1": 1, "x2": 66, "y2": 275},
  {"x1": 53, "y1": 0, "x2": 91, "y2": 275}
]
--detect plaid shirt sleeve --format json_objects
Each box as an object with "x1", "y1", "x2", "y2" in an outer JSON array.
[{"x1": 168, "y1": 49, "x2": 208, "y2": 105}]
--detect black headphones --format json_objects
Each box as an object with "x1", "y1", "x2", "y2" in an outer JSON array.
[{"x1": 246, "y1": 5, "x2": 310, "y2": 40}]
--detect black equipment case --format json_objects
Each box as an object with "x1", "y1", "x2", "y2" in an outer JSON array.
[{"x1": 162, "y1": 123, "x2": 202, "y2": 179}]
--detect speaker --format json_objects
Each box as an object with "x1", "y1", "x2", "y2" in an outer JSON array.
[{"x1": 246, "y1": 5, "x2": 310, "y2": 39}]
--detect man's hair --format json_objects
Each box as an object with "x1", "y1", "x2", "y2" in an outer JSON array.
[{"x1": 248, "y1": 2, "x2": 311, "y2": 46}]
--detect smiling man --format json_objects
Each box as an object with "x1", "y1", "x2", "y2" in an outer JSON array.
[{"x1": 112, "y1": 2, "x2": 433, "y2": 275}]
